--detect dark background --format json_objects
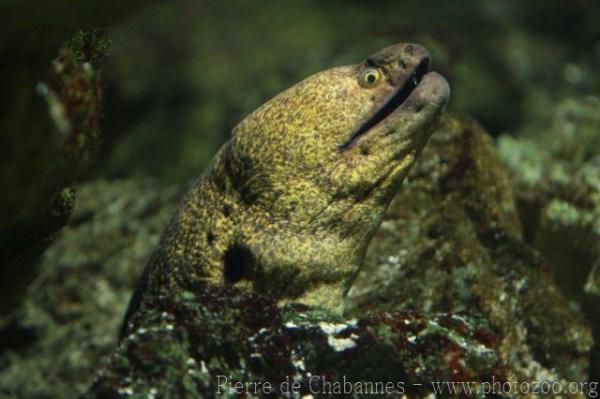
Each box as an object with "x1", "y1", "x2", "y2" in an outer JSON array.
[
  {"x1": 1, "y1": 0, "x2": 598, "y2": 184},
  {"x1": 99, "y1": 0, "x2": 600, "y2": 182}
]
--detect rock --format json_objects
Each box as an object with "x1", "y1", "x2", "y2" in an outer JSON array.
[
  {"x1": 498, "y1": 96, "x2": 600, "y2": 329},
  {"x1": 347, "y1": 114, "x2": 593, "y2": 390},
  {"x1": 0, "y1": 179, "x2": 182, "y2": 398},
  {"x1": 498, "y1": 95, "x2": 600, "y2": 386},
  {"x1": 85, "y1": 285, "x2": 504, "y2": 398}
]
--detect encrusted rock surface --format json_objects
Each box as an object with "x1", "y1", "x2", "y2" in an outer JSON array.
[
  {"x1": 86, "y1": 285, "x2": 502, "y2": 398},
  {"x1": 348, "y1": 114, "x2": 593, "y2": 389},
  {"x1": 498, "y1": 97, "x2": 600, "y2": 330},
  {"x1": 0, "y1": 179, "x2": 182, "y2": 398}
]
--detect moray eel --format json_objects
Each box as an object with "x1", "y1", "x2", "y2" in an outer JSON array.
[{"x1": 122, "y1": 43, "x2": 449, "y2": 335}]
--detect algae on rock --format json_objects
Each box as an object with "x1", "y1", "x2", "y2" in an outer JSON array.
[{"x1": 85, "y1": 285, "x2": 504, "y2": 398}]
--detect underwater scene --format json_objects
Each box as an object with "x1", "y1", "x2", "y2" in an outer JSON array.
[{"x1": 1, "y1": 1, "x2": 599, "y2": 397}]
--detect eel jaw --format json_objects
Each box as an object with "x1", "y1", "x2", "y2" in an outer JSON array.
[{"x1": 339, "y1": 56, "x2": 431, "y2": 149}]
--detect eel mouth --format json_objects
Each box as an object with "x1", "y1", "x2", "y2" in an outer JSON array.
[{"x1": 340, "y1": 57, "x2": 431, "y2": 149}]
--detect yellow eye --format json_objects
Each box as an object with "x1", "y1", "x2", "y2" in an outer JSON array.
[{"x1": 358, "y1": 67, "x2": 382, "y2": 88}]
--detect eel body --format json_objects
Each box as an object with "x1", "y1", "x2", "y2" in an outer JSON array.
[{"x1": 122, "y1": 43, "x2": 450, "y2": 335}]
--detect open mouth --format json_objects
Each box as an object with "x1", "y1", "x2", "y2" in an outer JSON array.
[{"x1": 339, "y1": 57, "x2": 430, "y2": 149}]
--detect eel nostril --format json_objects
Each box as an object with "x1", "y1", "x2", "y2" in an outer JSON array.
[
  {"x1": 398, "y1": 60, "x2": 406, "y2": 69},
  {"x1": 404, "y1": 44, "x2": 414, "y2": 56}
]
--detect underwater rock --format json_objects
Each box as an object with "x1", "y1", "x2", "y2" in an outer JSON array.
[
  {"x1": 498, "y1": 96, "x2": 600, "y2": 330},
  {"x1": 348, "y1": 114, "x2": 593, "y2": 390},
  {"x1": 85, "y1": 285, "x2": 503, "y2": 398},
  {"x1": 0, "y1": 179, "x2": 182, "y2": 398},
  {"x1": 498, "y1": 96, "x2": 600, "y2": 386}
]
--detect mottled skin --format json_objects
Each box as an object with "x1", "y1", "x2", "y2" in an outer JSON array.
[{"x1": 123, "y1": 43, "x2": 449, "y2": 332}]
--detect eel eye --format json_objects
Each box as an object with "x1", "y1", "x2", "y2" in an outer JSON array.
[{"x1": 358, "y1": 67, "x2": 382, "y2": 88}]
